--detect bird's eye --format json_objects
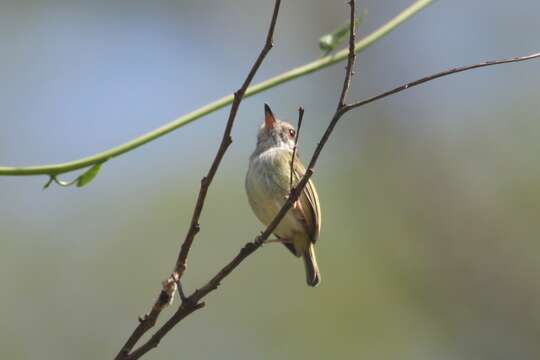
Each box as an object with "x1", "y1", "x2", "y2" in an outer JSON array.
[{"x1": 288, "y1": 128, "x2": 296, "y2": 138}]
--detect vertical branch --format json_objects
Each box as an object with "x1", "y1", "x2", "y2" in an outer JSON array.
[
  {"x1": 292, "y1": 0, "x2": 356, "y2": 187},
  {"x1": 337, "y1": 0, "x2": 357, "y2": 109},
  {"x1": 289, "y1": 106, "x2": 305, "y2": 191}
]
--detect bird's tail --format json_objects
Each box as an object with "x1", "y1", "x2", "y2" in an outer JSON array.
[{"x1": 303, "y1": 243, "x2": 321, "y2": 287}]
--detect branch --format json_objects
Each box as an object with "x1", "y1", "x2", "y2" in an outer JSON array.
[
  {"x1": 343, "y1": 51, "x2": 540, "y2": 112},
  {"x1": 289, "y1": 106, "x2": 304, "y2": 191},
  {"x1": 0, "y1": 0, "x2": 434, "y2": 177},
  {"x1": 337, "y1": 0, "x2": 357, "y2": 109},
  {"x1": 115, "y1": 1, "x2": 282, "y2": 359}
]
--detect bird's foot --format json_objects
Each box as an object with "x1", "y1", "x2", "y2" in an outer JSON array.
[{"x1": 283, "y1": 195, "x2": 300, "y2": 210}]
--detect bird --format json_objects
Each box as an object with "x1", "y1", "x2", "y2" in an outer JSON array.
[{"x1": 245, "y1": 104, "x2": 322, "y2": 287}]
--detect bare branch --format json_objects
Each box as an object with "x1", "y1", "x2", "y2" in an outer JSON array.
[
  {"x1": 289, "y1": 106, "x2": 305, "y2": 191},
  {"x1": 343, "y1": 52, "x2": 540, "y2": 112},
  {"x1": 337, "y1": 0, "x2": 357, "y2": 108},
  {"x1": 115, "y1": 1, "x2": 282, "y2": 358}
]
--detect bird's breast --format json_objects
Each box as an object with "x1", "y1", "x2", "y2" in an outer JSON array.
[{"x1": 245, "y1": 149, "x2": 303, "y2": 237}]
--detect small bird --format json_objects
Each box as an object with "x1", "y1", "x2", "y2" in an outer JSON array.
[{"x1": 245, "y1": 104, "x2": 322, "y2": 287}]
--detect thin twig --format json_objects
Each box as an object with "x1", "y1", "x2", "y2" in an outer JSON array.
[
  {"x1": 114, "y1": 1, "x2": 282, "y2": 359},
  {"x1": 337, "y1": 0, "x2": 357, "y2": 109},
  {"x1": 289, "y1": 106, "x2": 304, "y2": 191},
  {"x1": 344, "y1": 51, "x2": 540, "y2": 112}
]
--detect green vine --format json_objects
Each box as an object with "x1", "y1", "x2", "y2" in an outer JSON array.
[{"x1": 0, "y1": 0, "x2": 433, "y2": 179}]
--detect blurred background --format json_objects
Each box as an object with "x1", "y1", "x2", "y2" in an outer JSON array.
[{"x1": 1, "y1": 0, "x2": 539, "y2": 359}]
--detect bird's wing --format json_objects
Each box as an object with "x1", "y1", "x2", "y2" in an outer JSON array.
[{"x1": 292, "y1": 157, "x2": 321, "y2": 243}]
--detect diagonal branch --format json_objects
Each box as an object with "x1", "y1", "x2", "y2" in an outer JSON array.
[
  {"x1": 344, "y1": 51, "x2": 540, "y2": 112},
  {"x1": 174, "y1": 0, "x2": 281, "y2": 286},
  {"x1": 114, "y1": 1, "x2": 282, "y2": 359}
]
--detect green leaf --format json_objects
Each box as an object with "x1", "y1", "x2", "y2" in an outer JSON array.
[
  {"x1": 76, "y1": 163, "x2": 103, "y2": 187},
  {"x1": 319, "y1": 13, "x2": 365, "y2": 53}
]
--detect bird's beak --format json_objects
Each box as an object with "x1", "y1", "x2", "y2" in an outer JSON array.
[{"x1": 264, "y1": 103, "x2": 276, "y2": 129}]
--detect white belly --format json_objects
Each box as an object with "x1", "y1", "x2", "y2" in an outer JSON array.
[{"x1": 245, "y1": 151, "x2": 304, "y2": 239}]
